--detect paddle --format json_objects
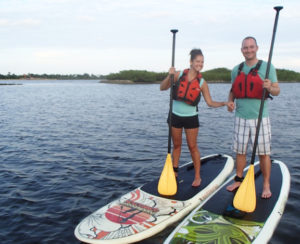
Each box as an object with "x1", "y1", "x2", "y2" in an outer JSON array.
[
  {"x1": 158, "y1": 29, "x2": 178, "y2": 196},
  {"x1": 233, "y1": 6, "x2": 283, "y2": 212}
]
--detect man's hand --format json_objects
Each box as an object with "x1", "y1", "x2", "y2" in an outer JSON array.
[{"x1": 263, "y1": 79, "x2": 272, "y2": 91}]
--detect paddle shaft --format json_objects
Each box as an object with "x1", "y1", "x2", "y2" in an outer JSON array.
[
  {"x1": 168, "y1": 29, "x2": 178, "y2": 153},
  {"x1": 250, "y1": 6, "x2": 283, "y2": 164}
]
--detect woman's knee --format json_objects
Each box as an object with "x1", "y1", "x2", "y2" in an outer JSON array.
[
  {"x1": 173, "y1": 142, "x2": 182, "y2": 150},
  {"x1": 188, "y1": 143, "x2": 198, "y2": 153}
]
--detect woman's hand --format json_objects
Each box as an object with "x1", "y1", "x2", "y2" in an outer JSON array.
[
  {"x1": 227, "y1": 101, "x2": 235, "y2": 112},
  {"x1": 168, "y1": 67, "x2": 176, "y2": 75},
  {"x1": 160, "y1": 67, "x2": 177, "y2": 91}
]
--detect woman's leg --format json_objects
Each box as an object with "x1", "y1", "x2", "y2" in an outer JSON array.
[
  {"x1": 172, "y1": 127, "x2": 183, "y2": 176},
  {"x1": 185, "y1": 128, "x2": 201, "y2": 186}
]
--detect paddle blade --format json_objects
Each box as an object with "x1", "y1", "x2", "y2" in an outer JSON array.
[
  {"x1": 158, "y1": 154, "x2": 177, "y2": 196},
  {"x1": 233, "y1": 164, "x2": 256, "y2": 213}
]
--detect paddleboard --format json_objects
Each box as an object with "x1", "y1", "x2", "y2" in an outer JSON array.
[
  {"x1": 164, "y1": 159, "x2": 290, "y2": 244},
  {"x1": 74, "y1": 154, "x2": 234, "y2": 244}
]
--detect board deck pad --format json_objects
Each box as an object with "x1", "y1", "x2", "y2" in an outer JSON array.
[
  {"x1": 74, "y1": 154, "x2": 234, "y2": 244},
  {"x1": 165, "y1": 160, "x2": 290, "y2": 244},
  {"x1": 141, "y1": 155, "x2": 227, "y2": 201}
]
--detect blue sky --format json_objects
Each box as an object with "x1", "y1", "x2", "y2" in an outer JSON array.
[{"x1": 0, "y1": 0, "x2": 299, "y2": 75}]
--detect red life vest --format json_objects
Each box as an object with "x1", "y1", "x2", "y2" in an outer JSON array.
[
  {"x1": 173, "y1": 69, "x2": 202, "y2": 106},
  {"x1": 232, "y1": 60, "x2": 270, "y2": 99}
]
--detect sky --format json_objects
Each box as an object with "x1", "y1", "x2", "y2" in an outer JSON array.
[{"x1": 0, "y1": 0, "x2": 299, "y2": 75}]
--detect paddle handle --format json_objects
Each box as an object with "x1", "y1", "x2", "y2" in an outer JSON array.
[
  {"x1": 168, "y1": 29, "x2": 178, "y2": 153},
  {"x1": 250, "y1": 6, "x2": 283, "y2": 164}
]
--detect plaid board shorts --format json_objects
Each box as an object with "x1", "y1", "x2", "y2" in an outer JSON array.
[{"x1": 233, "y1": 116, "x2": 271, "y2": 155}]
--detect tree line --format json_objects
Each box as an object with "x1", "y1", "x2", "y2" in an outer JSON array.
[
  {"x1": 103, "y1": 68, "x2": 300, "y2": 83},
  {"x1": 0, "y1": 73, "x2": 99, "y2": 80},
  {"x1": 1, "y1": 68, "x2": 300, "y2": 82}
]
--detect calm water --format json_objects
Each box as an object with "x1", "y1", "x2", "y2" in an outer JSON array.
[{"x1": 0, "y1": 80, "x2": 299, "y2": 244}]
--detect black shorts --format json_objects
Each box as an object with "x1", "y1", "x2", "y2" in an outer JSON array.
[{"x1": 167, "y1": 113, "x2": 199, "y2": 129}]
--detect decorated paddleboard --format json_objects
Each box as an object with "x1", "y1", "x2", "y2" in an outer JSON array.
[
  {"x1": 164, "y1": 159, "x2": 290, "y2": 244},
  {"x1": 74, "y1": 154, "x2": 234, "y2": 244}
]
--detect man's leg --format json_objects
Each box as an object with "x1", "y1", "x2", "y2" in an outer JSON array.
[
  {"x1": 227, "y1": 117, "x2": 249, "y2": 191},
  {"x1": 226, "y1": 154, "x2": 247, "y2": 191},
  {"x1": 259, "y1": 155, "x2": 272, "y2": 198},
  {"x1": 253, "y1": 117, "x2": 272, "y2": 198}
]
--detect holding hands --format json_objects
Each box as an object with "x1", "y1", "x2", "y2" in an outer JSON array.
[{"x1": 227, "y1": 101, "x2": 235, "y2": 112}]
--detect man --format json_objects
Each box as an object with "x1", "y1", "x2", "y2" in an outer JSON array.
[{"x1": 226, "y1": 36, "x2": 280, "y2": 198}]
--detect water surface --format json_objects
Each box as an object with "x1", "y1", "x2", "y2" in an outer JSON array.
[{"x1": 0, "y1": 80, "x2": 299, "y2": 243}]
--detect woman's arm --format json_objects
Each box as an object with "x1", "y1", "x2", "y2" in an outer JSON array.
[{"x1": 201, "y1": 81, "x2": 227, "y2": 108}]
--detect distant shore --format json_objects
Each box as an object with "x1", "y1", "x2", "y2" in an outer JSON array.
[
  {"x1": 1, "y1": 79, "x2": 299, "y2": 86},
  {"x1": 99, "y1": 79, "x2": 300, "y2": 84},
  {"x1": 0, "y1": 83, "x2": 22, "y2": 86},
  {"x1": 2, "y1": 67, "x2": 300, "y2": 82},
  {"x1": 100, "y1": 79, "x2": 161, "y2": 84}
]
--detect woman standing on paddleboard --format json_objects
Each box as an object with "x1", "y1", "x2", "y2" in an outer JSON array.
[{"x1": 160, "y1": 49, "x2": 232, "y2": 187}]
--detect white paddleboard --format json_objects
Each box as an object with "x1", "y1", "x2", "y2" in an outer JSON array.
[{"x1": 74, "y1": 154, "x2": 234, "y2": 244}]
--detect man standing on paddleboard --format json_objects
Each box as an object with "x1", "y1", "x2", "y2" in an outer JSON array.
[{"x1": 226, "y1": 36, "x2": 280, "y2": 198}]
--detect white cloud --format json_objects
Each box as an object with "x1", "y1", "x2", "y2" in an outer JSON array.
[
  {"x1": 0, "y1": 18, "x2": 40, "y2": 27},
  {"x1": 77, "y1": 15, "x2": 96, "y2": 22}
]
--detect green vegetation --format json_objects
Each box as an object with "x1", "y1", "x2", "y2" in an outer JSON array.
[
  {"x1": 276, "y1": 69, "x2": 300, "y2": 82},
  {"x1": 0, "y1": 73, "x2": 99, "y2": 80},
  {"x1": 1, "y1": 68, "x2": 300, "y2": 82},
  {"x1": 103, "y1": 68, "x2": 300, "y2": 83},
  {"x1": 202, "y1": 68, "x2": 231, "y2": 82},
  {"x1": 101, "y1": 70, "x2": 167, "y2": 83}
]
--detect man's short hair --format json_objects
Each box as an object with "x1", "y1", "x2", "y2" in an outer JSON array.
[{"x1": 242, "y1": 36, "x2": 258, "y2": 46}]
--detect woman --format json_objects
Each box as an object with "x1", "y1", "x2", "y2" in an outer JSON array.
[{"x1": 160, "y1": 49, "x2": 231, "y2": 187}]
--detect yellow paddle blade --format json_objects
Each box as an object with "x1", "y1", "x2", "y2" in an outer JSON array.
[
  {"x1": 233, "y1": 164, "x2": 256, "y2": 213},
  {"x1": 158, "y1": 153, "x2": 177, "y2": 196}
]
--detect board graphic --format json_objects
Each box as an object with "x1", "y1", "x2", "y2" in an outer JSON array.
[{"x1": 77, "y1": 189, "x2": 185, "y2": 240}]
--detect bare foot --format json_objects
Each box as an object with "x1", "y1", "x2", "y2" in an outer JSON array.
[
  {"x1": 261, "y1": 184, "x2": 272, "y2": 199},
  {"x1": 192, "y1": 178, "x2": 201, "y2": 187},
  {"x1": 226, "y1": 181, "x2": 241, "y2": 192}
]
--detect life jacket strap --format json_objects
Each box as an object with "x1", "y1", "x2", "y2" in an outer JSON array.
[{"x1": 237, "y1": 60, "x2": 262, "y2": 75}]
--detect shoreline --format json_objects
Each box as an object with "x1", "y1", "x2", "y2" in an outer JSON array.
[
  {"x1": 0, "y1": 83, "x2": 22, "y2": 86},
  {"x1": 100, "y1": 80, "x2": 231, "y2": 84},
  {"x1": 99, "y1": 79, "x2": 299, "y2": 84},
  {"x1": 1, "y1": 79, "x2": 298, "y2": 85},
  {"x1": 99, "y1": 79, "x2": 161, "y2": 84}
]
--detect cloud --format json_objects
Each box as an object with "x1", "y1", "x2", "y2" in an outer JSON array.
[
  {"x1": 0, "y1": 18, "x2": 40, "y2": 27},
  {"x1": 34, "y1": 50, "x2": 69, "y2": 60},
  {"x1": 77, "y1": 15, "x2": 96, "y2": 22},
  {"x1": 140, "y1": 11, "x2": 172, "y2": 19}
]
